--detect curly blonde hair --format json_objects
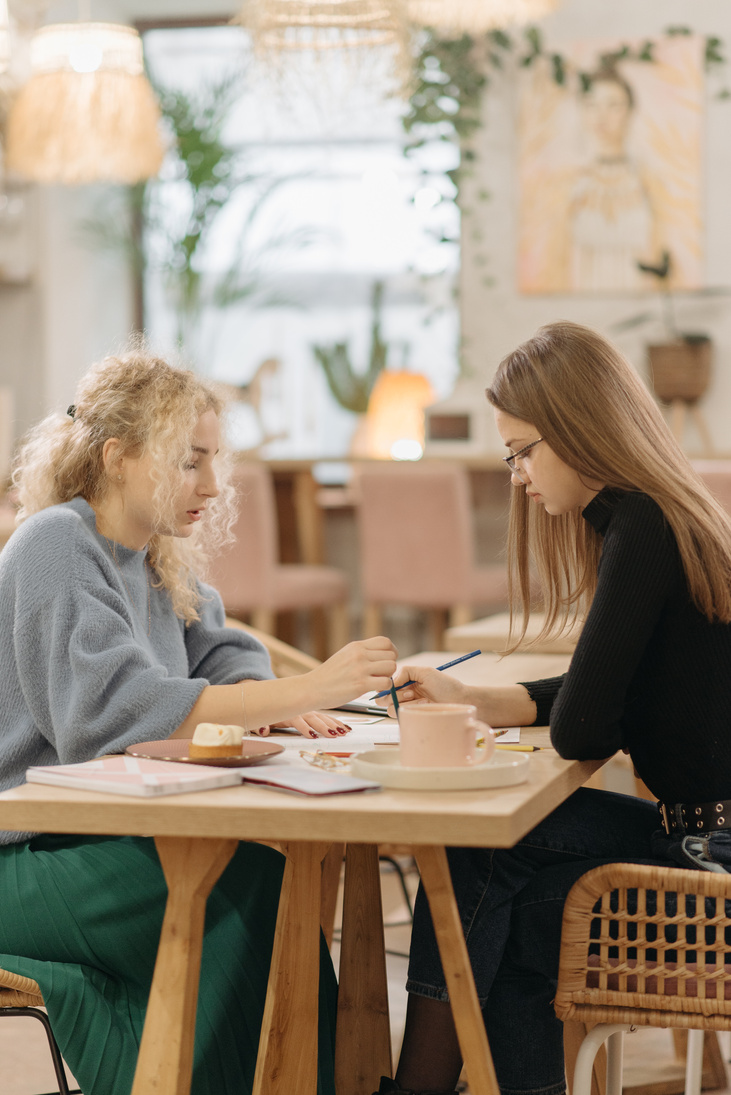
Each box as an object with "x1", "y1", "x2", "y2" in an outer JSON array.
[{"x1": 13, "y1": 350, "x2": 238, "y2": 623}]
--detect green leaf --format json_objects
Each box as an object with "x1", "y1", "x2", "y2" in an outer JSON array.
[
  {"x1": 311, "y1": 282, "x2": 391, "y2": 414},
  {"x1": 706, "y1": 36, "x2": 726, "y2": 68},
  {"x1": 551, "y1": 54, "x2": 566, "y2": 85},
  {"x1": 523, "y1": 26, "x2": 542, "y2": 55},
  {"x1": 488, "y1": 29, "x2": 513, "y2": 51}
]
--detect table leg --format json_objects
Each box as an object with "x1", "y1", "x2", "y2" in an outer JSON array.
[
  {"x1": 413, "y1": 846, "x2": 500, "y2": 1095},
  {"x1": 335, "y1": 844, "x2": 392, "y2": 1095},
  {"x1": 253, "y1": 840, "x2": 332, "y2": 1095},
  {"x1": 131, "y1": 835, "x2": 239, "y2": 1095},
  {"x1": 321, "y1": 843, "x2": 345, "y2": 946}
]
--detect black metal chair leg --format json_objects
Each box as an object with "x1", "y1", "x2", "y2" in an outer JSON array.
[{"x1": 0, "y1": 1006, "x2": 82, "y2": 1094}]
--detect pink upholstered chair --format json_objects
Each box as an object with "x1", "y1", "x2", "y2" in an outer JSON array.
[
  {"x1": 352, "y1": 462, "x2": 510, "y2": 647},
  {"x1": 691, "y1": 460, "x2": 731, "y2": 517},
  {"x1": 208, "y1": 463, "x2": 350, "y2": 657}
]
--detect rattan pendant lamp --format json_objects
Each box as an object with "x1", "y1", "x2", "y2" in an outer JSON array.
[
  {"x1": 235, "y1": 0, "x2": 409, "y2": 51},
  {"x1": 233, "y1": 0, "x2": 413, "y2": 91},
  {"x1": 408, "y1": 0, "x2": 563, "y2": 34},
  {"x1": 5, "y1": 5, "x2": 164, "y2": 185}
]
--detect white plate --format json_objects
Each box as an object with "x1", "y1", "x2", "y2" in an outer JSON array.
[{"x1": 350, "y1": 748, "x2": 529, "y2": 790}]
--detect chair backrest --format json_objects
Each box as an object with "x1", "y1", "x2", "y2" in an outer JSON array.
[
  {"x1": 555, "y1": 861, "x2": 731, "y2": 1028},
  {"x1": 691, "y1": 460, "x2": 731, "y2": 518},
  {"x1": 207, "y1": 463, "x2": 279, "y2": 613},
  {"x1": 224, "y1": 616, "x2": 321, "y2": 676},
  {"x1": 353, "y1": 462, "x2": 476, "y2": 607}
]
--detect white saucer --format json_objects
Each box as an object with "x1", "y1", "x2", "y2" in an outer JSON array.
[{"x1": 350, "y1": 749, "x2": 530, "y2": 791}]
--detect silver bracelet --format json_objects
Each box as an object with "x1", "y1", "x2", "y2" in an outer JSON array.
[{"x1": 241, "y1": 680, "x2": 249, "y2": 736}]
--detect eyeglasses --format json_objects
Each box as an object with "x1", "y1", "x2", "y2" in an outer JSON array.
[
  {"x1": 299, "y1": 750, "x2": 351, "y2": 772},
  {"x1": 502, "y1": 438, "x2": 543, "y2": 483}
]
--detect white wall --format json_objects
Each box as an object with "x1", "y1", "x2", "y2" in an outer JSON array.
[{"x1": 460, "y1": 0, "x2": 731, "y2": 455}]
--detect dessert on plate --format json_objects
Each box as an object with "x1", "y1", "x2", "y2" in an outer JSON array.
[{"x1": 188, "y1": 722, "x2": 246, "y2": 759}]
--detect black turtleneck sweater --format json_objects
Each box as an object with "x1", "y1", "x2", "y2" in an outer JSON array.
[{"x1": 521, "y1": 487, "x2": 731, "y2": 805}]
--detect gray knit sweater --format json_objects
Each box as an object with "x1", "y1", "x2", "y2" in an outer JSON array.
[{"x1": 0, "y1": 497, "x2": 273, "y2": 843}]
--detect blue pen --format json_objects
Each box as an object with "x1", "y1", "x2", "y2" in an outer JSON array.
[
  {"x1": 389, "y1": 679, "x2": 400, "y2": 719},
  {"x1": 374, "y1": 649, "x2": 482, "y2": 699}
]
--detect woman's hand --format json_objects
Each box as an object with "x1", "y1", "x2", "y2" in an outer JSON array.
[
  {"x1": 309, "y1": 636, "x2": 398, "y2": 709},
  {"x1": 382, "y1": 665, "x2": 469, "y2": 715},
  {"x1": 261, "y1": 713, "x2": 352, "y2": 740}
]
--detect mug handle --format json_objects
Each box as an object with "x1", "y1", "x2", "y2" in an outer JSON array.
[{"x1": 468, "y1": 720, "x2": 495, "y2": 766}]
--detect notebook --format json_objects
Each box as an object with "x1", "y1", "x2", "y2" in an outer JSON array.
[
  {"x1": 242, "y1": 765, "x2": 381, "y2": 796},
  {"x1": 334, "y1": 693, "x2": 392, "y2": 716},
  {"x1": 26, "y1": 755, "x2": 243, "y2": 797}
]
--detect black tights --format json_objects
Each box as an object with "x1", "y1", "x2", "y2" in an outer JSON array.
[{"x1": 395, "y1": 995, "x2": 462, "y2": 1094}]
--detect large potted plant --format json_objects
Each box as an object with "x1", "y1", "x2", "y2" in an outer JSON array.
[
  {"x1": 638, "y1": 251, "x2": 712, "y2": 405},
  {"x1": 311, "y1": 280, "x2": 390, "y2": 455}
]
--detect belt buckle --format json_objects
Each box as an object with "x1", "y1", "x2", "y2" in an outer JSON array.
[{"x1": 660, "y1": 802, "x2": 673, "y2": 835}]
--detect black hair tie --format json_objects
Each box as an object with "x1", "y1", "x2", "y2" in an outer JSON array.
[{"x1": 67, "y1": 405, "x2": 76, "y2": 419}]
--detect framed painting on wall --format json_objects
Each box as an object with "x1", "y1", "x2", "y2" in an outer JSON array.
[{"x1": 517, "y1": 35, "x2": 704, "y2": 294}]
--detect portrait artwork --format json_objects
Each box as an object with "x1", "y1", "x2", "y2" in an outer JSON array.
[{"x1": 517, "y1": 35, "x2": 704, "y2": 294}]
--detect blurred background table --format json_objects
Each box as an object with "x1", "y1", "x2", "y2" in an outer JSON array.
[{"x1": 444, "y1": 611, "x2": 582, "y2": 655}]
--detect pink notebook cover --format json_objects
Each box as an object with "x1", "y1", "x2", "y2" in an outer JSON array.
[{"x1": 26, "y1": 755, "x2": 243, "y2": 797}]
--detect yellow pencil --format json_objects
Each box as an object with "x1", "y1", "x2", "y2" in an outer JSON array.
[{"x1": 495, "y1": 743, "x2": 541, "y2": 752}]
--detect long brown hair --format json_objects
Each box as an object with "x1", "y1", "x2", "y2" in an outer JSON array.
[
  {"x1": 487, "y1": 321, "x2": 731, "y2": 642},
  {"x1": 13, "y1": 349, "x2": 237, "y2": 623}
]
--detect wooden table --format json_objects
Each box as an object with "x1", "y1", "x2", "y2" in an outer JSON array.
[
  {"x1": 0, "y1": 652, "x2": 591, "y2": 1095},
  {"x1": 444, "y1": 611, "x2": 582, "y2": 655}
]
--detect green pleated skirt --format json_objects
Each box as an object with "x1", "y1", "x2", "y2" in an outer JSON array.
[{"x1": 0, "y1": 834, "x2": 337, "y2": 1095}]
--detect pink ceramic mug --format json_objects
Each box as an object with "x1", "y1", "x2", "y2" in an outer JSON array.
[{"x1": 398, "y1": 703, "x2": 495, "y2": 768}]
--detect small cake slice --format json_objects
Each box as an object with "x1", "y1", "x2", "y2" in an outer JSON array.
[{"x1": 189, "y1": 723, "x2": 245, "y2": 759}]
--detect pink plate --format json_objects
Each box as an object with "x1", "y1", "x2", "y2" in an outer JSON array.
[{"x1": 125, "y1": 738, "x2": 284, "y2": 768}]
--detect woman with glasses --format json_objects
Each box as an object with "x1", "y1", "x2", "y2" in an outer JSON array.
[{"x1": 373, "y1": 321, "x2": 731, "y2": 1095}]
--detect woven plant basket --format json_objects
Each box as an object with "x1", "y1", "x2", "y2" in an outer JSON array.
[{"x1": 648, "y1": 339, "x2": 712, "y2": 405}]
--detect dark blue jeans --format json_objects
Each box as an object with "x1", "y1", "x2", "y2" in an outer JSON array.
[{"x1": 405, "y1": 787, "x2": 715, "y2": 1095}]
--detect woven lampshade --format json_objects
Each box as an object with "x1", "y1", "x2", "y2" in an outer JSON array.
[
  {"x1": 5, "y1": 22, "x2": 164, "y2": 184},
  {"x1": 408, "y1": 0, "x2": 562, "y2": 34},
  {"x1": 234, "y1": 0, "x2": 409, "y2": 52}
]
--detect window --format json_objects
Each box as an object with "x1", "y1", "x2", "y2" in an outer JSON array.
[{"x1": 142, "y1": 25, "x2": 459, "y2": 455}]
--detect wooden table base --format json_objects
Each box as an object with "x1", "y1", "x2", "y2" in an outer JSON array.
[
  {"x1": 131, "y1": 836, "x2": 239, "y2": 1095},
  {"x1": 254, "y1": 840, "x2": 332, "y2": 1095},
  {"x1": 336, "y1": 844, "x2": 392, "y2": 1094},
  {"x1": 415, "y1": 847, "x2": 500, "y2": 1095},
  {"x1": 128, "y1": 838, "x2": 503, "y2": 1095}
]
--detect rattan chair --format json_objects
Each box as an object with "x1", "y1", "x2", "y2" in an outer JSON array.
[
  {"x1": 555, "y1": 862, "x2": 731, "y2": 1095},
  {"x1": 0, "y1": 966, "x2": 80, "y2": 1094}
]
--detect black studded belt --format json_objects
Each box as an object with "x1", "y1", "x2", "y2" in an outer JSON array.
[{"x1": 659, "y1": 799, "x2": 731, "y2": 836}]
